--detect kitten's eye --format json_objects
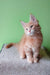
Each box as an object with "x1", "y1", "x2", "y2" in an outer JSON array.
[
  {"x1": 26, "y1": 28, "x2": 28, "y2": 30},
  {"x1": 30, "y1": 25, "x2": 33, "y2": 28}
]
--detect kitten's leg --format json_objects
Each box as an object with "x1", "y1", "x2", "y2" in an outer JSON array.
[
  {"x1": 33, "y1": 48, "x2": 40, "y2": 63},
  {"x1": 27, "y1": 53, "x2": 33, "y2": 63},
  {"x1": 19, "y1": 50, "x2": 26, "y2": 59},
  {"x1": 33, "y1": 52, "x2": 39, "y2": 63},
  {"x1": 25, "y1": 47, "x2": 33, "y2": 63}
]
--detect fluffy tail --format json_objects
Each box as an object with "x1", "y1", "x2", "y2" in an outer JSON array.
[{"x1": 6, "y1": 43, "x2": 19, "y2": 49}]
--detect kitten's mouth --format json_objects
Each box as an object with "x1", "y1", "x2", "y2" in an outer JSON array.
[
  {"x1": 25, "y1": 30, "x2": 35, "y2": 36},
  {"x1": 27, "y1": 31, "x2": 34, "y2": 36}
]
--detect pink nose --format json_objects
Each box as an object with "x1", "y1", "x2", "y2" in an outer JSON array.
[{"x1": 29, "y1": 30, "x2": 31, "y2": 32}]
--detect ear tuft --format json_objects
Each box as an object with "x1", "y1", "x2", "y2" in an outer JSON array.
[
  {"x1": 19, "y1": 20, "x2": 21, "y2": 22},
  {"x1": 30, "y1": 13, "x2": 32, "y2": 15}
]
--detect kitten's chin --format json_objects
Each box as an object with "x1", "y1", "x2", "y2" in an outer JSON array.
[{"x1": 26, "y1": 33, "x2": 34, "y2": 36}]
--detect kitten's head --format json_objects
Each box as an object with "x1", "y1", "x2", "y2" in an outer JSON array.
[{"x1": 21, "y1": 14, "x2": 39, "y2": 36}]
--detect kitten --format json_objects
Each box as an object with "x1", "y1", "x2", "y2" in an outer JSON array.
[{"x1": 6, "y1": 14, "x2": 43, "y2": 63}]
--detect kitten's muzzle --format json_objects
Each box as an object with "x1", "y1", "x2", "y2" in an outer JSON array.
[{"x1": 29, "y1": 30, "x2": 31, "y2": 32}]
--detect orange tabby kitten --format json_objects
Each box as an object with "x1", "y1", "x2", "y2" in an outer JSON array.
[{"x1": 6, "y1": 14, "x2": 43, "y2": 63}]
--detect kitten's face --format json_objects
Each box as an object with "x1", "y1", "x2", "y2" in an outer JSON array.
[
  {"x1": 21, "y1": 14, "x2": 39, "y2": 36},
  {"x1": 24, "y1": 22, "x2": 35, "y2": 36}
]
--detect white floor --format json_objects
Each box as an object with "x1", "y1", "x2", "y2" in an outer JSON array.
[{"x1": 0, "y1": 44, "x2": 50, "y2": 75}]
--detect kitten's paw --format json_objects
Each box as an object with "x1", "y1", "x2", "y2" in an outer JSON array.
[
  {"x1": 27, "y1": 58, "x2": 33, "y2": 63},
  {"x1": 20, "y1": 56, "x2": 26, "y2": 59},
  {"x1": 34, "y1": 58, "x2": 38, "y2": 63}
]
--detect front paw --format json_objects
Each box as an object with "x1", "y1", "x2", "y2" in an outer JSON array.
[
  {"x1": 27, "y1": 58, "x2": 33, "y2": 63},
  {"x1": 34, "y1": 58, "x2": 38, "y2": 63},
  {"x1": 20, "y1": 55, "x2": 26, "y2": 59}
]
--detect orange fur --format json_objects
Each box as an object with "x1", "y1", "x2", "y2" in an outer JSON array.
[{"x1": 6, "y1": 14, "x2": 43, "y2": 63}]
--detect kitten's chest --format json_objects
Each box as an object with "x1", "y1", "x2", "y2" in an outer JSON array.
[{"x1": 25, "y1": 37, "x2": 36, "y2": 48}]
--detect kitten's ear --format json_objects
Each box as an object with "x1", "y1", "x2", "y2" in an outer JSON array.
[
  {"x1": 30, "y1": 14, "x2": 38, "y2": 24},
  {"x1": 20, "y1": 21, "x2": 26, "y2": 27}
]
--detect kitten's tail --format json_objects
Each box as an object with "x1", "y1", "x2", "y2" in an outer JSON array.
[{"x1": 6, "y1": 43, "x2": 19, "y2": 49}]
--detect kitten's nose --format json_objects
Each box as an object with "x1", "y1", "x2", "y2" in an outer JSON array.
[{"x1": 29, "y1": 30, "x2": 31, "y2": 32}]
